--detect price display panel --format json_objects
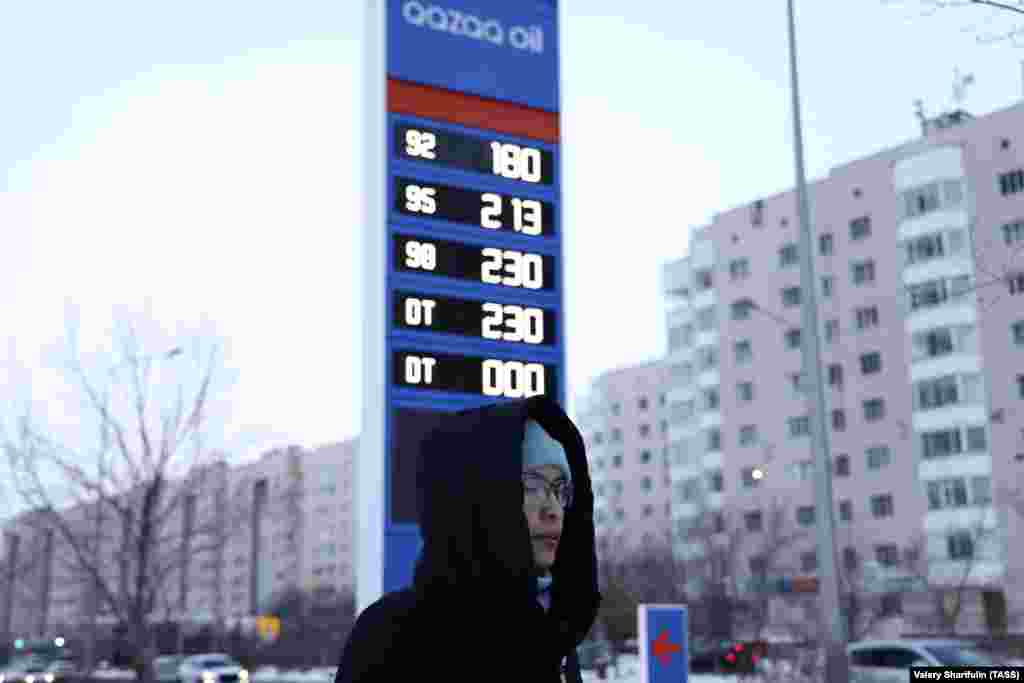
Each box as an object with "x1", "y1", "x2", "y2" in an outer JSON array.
[
  {"x1": 393, "y1": 291, "x2": 557, "y2": 346},
  {"x1": 377, "y1": 0, "x2": 563, "y2": 596}
]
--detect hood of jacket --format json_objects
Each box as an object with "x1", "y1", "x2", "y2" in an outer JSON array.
[{"x1": 410, "y1": 395, "x2": 600, "y2": 649}]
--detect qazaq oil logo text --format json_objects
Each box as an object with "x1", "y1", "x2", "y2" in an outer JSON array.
[{"x1": 402, "y1": 1, "x2": 544, "y2": 54}]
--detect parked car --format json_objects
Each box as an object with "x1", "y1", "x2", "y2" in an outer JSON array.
[
  {"x1": 2, "y1": 656, "x2": 52, "y2": 683},
  {"x1": 848, "y1": 639, "x2": 998, "y2": 682},
  {"x1": 176, "y1": 655, "x2": 249, "y2": 683},
  {"x1": 153, "y1": 657, "x2": 183, "y2": 683}
]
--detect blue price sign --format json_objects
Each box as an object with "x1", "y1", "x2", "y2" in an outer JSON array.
[
  {"x1": 639, "y1": 605, "x2": 689, "y2": 683},
  {"x1": 361, "y1": 0, "x2": 565, "y2": 601}
]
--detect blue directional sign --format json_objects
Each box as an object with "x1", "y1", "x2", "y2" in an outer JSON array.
[
  {"x1": 639, "y1": 605, "x2": 689, "y2": 683},
  {"x1": 362, "y1": 0, "x2": 566, "y2": 599}
]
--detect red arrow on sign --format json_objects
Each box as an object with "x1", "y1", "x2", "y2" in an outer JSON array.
[{"x1": 652, "y1": 629, "x2": 682, "y2": 665}]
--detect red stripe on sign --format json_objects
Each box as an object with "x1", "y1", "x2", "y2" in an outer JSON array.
[{"x1": 388, "y1": 78, "x2": 560, "y2": 144}]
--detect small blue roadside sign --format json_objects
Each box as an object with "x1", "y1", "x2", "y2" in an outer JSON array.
[{"x1": 638, "y1": 604, "x2": 688, "y2": 683}]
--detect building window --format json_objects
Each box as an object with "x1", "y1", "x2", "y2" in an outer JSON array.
[
  {"x1": 785, "y1": 328, "x2": 802, "y2": 349},
  {"x1": 749, "y1": 556, "x2": 768, "y2": 575},
  {"x1": 863, "y1": 398, "x2": 885, "y2": 422},
  {"x1": 839, "y1": 500, "x2": 853, "y2": 522},
  {"x1": 741, "y1": 466, "x2": 762, "y2": 488},
  {"x1": 801, "y1": 551, "x2": 818, "y2": 573},
  {"x1": 1009, "y1": 272, "x2": 1024, "y2": 296},
  {"x1": 914, "y1": 375, "x2": 960, "y2": 410},
  {"x1": 615, "y1": 509, "x2": 625, "y2": 522},
  {"x1": 797, "y1": 506, "x2": 815, "y2": 526},
  {"x1": 734, "y1": 340, "x2": 753, "y2": 364},
  {"x1": 834, "y1": 455, "x2": 850, "y2": 477},
  {"x1": 825, "y1": 319, "x2": 840, "y2": 343},
  {"x1": 1018, "y1": 374, "x2": 1024, "y2": 399},
  {"x1": 611, "y1": 427, "x2": 623, "y2": 442},
  {"x1": 855, "y1": 306, "x2": 879, "y2": 330},
  {"x1": 641, "y1": 477, "x2": 653, "y2": 492},
  {"x1": 732, "y1": 299, "x2": 753, "y2": 320},
  {"x1": 788, "y1": 372, "x2": 805, "y2": 396},
  {"x1": 876, "y1": 544, "x2": 900, "y2": 567},
  {"x1": 708, "y1": 470, "x2": 724, "y2": 492},
  {"x1": 729, "y1": 257, "x2": 751, "y2": 280},
  {"x1": 821, "y1": 275, "x2": 834, "y2": 299},
  {"x1": 905, "y1": 232, "x2": 946, "y2": 265},
  {"x1": 999, "y1": 168, "x2": 1024, "y2": 196},
  {"x1": 926, "y1": 478, "x2": 970, "y2": 510},
  {"x1": 702, "y1": 387, "x2": 720, "y2": 411},
  {"x1": 902, "y1": 183, "x2": 942, "y2": 218},
  {"x1": 639, "y1": 449, "x2": 652, "y2": 464},
  {"x1": 739, "y1": 425, "x2": 758, "y2": 446},
  {"x1": 819, "y1": 233, "x2": 834, "y2": 256},
  {"x1": 638, "y1": 396, "x2": 649, "y2": 410},
  {"x1": 866, "y1": 445, "x2": 891, "y2": 470},
  {"x1": 737, "y1": 381, "x2": 755, "y2": 402},
  {"x1": 832, "y1": 409, "x2": 846, "y2": 432},
  {"x1": 908, "y1": 279, "x2": 949, "y2": 310},
  {"x1": 860, "y1": 351, "x2": 882, "y2": 375},
  {"x1": 782, "y1": 287, "x2": 802, "y2": 307},
  {"x1": 779, "y1": 243, "x2": 799, "y2": 267},
  {"x1": 948, "y1": 531, "x2": 975, "y2": 560},
  {"x1": 789, "y1": 416, "x2": 810, "y2": 437},
  {"x1": 639, "y1": 424, "x2": 651, "y2": 438},
  {"x1": 912, "y1": 327, "x2": 956, "y2": 361},
  {"x1": 870, "y1": 494, "x2": 894, "y2": 518},
  {"x1": 745, "y1": 511, "x2": 763, "y2": 532},
  {"x1": 1004, "y1": 220, "x2": 1024, "y2": 245},
  {"x1": 750, "y1": 199, "x2": 765, "y2": 226},
  {"x1": 843, "y1": 547, "x2": 859, "y2": 571},
  {"x1": 851, "y1": 260, "x2": 876, "y2": 285},
  {"x1": 828, "y1": 363, "x2": 844, "y2": 388},
  {"x1": 643, "y1": 505, "x2": 653, "y2": 518},
  {"x1": 695, "y1": 269, "x2": 714, "y2": 291},
  {"x1": 1012, "y1": 321, "x2": 1024, "y2": 346},
  {"x1": 612, "y1": 454, "x2": 623, "y2": 468},
  {"x1": 850, "y1": 216, "x2": 872, "y2": 240},
  {"x1": 707, "y1": 428, "x2": 721, "y2": 452},
  {"x1": 660, "y1": 419, "x2": 668, "y2": 434}
]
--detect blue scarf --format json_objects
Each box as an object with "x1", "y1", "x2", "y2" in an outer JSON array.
[{"x1": 537, "y1": 572, "x2": 553, "y2": 611}]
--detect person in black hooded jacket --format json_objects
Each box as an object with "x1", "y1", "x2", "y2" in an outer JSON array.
[{"x1": 335, "y1": 395, "x2": 601, "y2": 683}]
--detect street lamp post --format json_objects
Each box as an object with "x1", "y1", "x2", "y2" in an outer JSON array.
[{"x1": 785, "y1": 1, "x2": 850, "y2": 681}]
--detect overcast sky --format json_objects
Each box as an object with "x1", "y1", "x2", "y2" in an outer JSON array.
[{"x1": 2, "y1": 0, "x2": 1023, "y2": 468}]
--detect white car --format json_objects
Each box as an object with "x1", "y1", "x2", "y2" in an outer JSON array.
[
  {"x1": 176, "y1": 655, "x2": 249, "y2": 683},
  {"x1": 848, "y1": 639, "x2": 999, "y2": 682}
]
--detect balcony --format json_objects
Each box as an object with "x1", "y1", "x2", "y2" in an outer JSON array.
[{"x1": 662, "y1": 258, "x2": 691, "y2": 298}]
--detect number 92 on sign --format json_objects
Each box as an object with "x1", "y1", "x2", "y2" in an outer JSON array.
[{"x1": 393, "y1": 351, "x2": 557, "y2": 399}]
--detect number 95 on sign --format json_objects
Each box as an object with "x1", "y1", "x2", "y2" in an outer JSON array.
[{"x1": 393, "y1": 351, "x2": 556, "y2": 399}]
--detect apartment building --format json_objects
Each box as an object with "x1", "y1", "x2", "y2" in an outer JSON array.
[
  {"x1": 662, "y1": 100, "x2": 1024, "y2": 632},
  {"x1": 1, "y1": 439, "x2": 359, "y2": 640},
  {"x1": 576, "y1": 361, "x2": 673, "y2": 559}
]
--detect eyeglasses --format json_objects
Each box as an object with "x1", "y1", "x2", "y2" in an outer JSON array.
[{"x1": 522, "y1": 472, "x2": 574, "y2": 509}]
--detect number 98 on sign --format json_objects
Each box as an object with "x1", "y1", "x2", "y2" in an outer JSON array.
[{"x1": 394, "y1": 351, "x2": 555, "y2": 399}]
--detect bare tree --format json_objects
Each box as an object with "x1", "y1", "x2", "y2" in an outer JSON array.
[
  {"x1": 595, "y1": 542, "x2": 689, "y2": 650},
  {"x1": 882, "y1": 0, "x2": 1024, "y2": 46},
  {"x1": 1, "y1": 317, "x2": 236, "y2": 683},
  {"x1": 903, "y1": 514, "x2": 996, "y2": 635}
]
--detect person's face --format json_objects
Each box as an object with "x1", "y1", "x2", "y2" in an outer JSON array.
[{"x1": 522, "y1": 464, "x2": 567, "y2": 574}]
